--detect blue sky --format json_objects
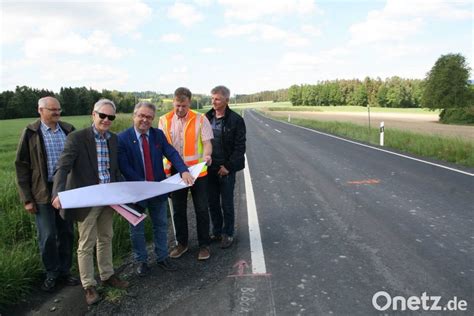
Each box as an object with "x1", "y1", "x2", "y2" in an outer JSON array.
[{"x1": 1, "y1": 0, "x2": 472, "y2": 95}]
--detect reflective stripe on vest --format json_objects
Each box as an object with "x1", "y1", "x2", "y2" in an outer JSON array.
[{"x1": 160, "y1": 110, "x2": 207, "y2": 177}]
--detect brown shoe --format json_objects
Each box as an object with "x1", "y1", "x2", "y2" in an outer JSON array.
[
  {"x1": 85, "y1": 286, "x2": 101, "y2": 305},
  {"x1": 198, "y1": 246, "x2": 210, "y2": 260},
  {"x1": 169, "y1": 244, "x2": 188, "y2": 259},
  {"x1": 102, "y1": 274, "x2": 129, "y2": 289}
]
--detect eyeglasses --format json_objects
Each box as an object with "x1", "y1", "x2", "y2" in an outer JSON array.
[
  {"x1": 43, "y1": 107, "x2": 62, "y2": 113},
  {"x1": 95, "y1": 111, "x2": 116, "y2": 121},
  {"x1": 136, "y1": 114, "x2": 154, "y2": 120}
]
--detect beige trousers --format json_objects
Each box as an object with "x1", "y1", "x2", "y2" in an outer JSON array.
[{"x1": 77, "y1": 206, "x2": 114, "y2": 288}]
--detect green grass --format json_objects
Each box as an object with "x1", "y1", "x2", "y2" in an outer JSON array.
[
  {"x1": 265, "y1": 104, "x2": 440, "y2": 114},
  {"x1": 0, "y1": 113, "x2": 164, "y2": 310},
  {"x1": 265, "y1": 114, "x2": 474, "y2": 167}
]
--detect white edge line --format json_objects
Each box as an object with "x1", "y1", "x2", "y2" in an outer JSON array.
[
  {"x1": 253, "y1": 110, "x2": 474, "y2": 177},
  {"x1": 244, "y1": 154, "x2": 267, "y2": 274}
]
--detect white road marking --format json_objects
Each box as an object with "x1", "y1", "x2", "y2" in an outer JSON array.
[
  {"x1": 274, "y1": 129, "x2": 281, "y2": 133},
  {"x1": 253, "y1": 111, "x2": 474, "y2": 177},
  {"x1": 244, "y1": 154, "x2": 267, "y2": 274},
  {"x1": 265, "y1": 123, "x2": 269, "y2": 127}
]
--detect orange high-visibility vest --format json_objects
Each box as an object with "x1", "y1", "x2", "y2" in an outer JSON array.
[{"x1": 159, "y1": 110, "x2": 208, "y2": 178}]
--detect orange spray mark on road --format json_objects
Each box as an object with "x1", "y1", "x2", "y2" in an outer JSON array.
[{"x1": 346, "y1": 179, "x2": 380, "y2": 185}]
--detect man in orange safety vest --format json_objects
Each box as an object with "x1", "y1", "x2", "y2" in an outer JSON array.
[{"x1": 158, "y1": 87, "x2": 213, "y2": 261}]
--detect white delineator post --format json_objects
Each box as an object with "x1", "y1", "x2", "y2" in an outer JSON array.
[
  {"x1": 380, "y1": 121, "x2": 385, "y2": 146},
  {"x1": 288, "y1": 114, "x2": 291, "y2": 122}
]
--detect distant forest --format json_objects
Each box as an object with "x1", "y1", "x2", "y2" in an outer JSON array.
[
  {"x1": 0, "y1": 76, "x2": 449, "y2": 119},
  {"x1": 0, "y1": 87, "x2": 210, "y2": 120}
]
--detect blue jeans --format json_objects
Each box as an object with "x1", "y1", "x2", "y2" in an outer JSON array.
[
  {"x1": 129, "y1": 198, "x2": 168, "y2": 263},
  {"x1": 208, "y1": 169, "x2": 236, "y2": 237},
  {"x1": 36, "y1": 203, "x2": 74, "y2": 279}
]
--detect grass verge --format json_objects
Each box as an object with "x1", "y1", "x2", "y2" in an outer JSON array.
[{"x1": 266, "y1": 114, "x2": 474, "y2": 168}]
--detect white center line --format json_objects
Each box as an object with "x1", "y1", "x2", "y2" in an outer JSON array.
[
  {"x1": 274, "y1": 129, "x2": 281, "y2": 133},
  {"x1": 243, "y1": 154, "x2": 267, "y2": 274}
]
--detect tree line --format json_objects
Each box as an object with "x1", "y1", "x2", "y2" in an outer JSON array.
[
  {"x1": 0, "y1": 87, "x2": 209, "y2": 120},
  {"x1": 287, "y1": 77, "x2": 424, "y2": 108}
]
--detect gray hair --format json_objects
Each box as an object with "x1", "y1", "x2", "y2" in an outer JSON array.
[
  {"x1": 211, "y1": 85, "x2": 230, "y2": 99},
  {"x1": 38, "y1": 96, "x2": 59, "y2": 109},
  {"x1": 93, "y1": 99, "x2": 116, "y2": 112},
  {"x1": 133, "y1": 101, "x2": 156, "y2": 114}
]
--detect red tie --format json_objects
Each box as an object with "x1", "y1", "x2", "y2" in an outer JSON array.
[{"x1": 141, "y1": 134, "x2": 154, "y2": 181}]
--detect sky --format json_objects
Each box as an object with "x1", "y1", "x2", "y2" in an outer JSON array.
[{"x1": 0, "y1": 0, "x2": 472, "y2": 95}]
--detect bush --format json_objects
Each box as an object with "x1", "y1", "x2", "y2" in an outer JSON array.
[{"x1": 439, "y1": 106, "x2": 474, "y2": 124}]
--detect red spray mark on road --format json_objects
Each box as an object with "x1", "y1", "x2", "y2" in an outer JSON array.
[{"x1": 228, "y1": 260, "x2": 272, "y2": 278}]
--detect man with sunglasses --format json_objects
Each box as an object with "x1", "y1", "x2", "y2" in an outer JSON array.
[
  {"x1": 52, "y1": 99, "x2": 128, "y2": 305},
  {"x1": 118, "y1": 101, "x2": 194, "y2": 277},
  {"x1": 15, "y1": 96, "x2": 79, "y2": 293}
]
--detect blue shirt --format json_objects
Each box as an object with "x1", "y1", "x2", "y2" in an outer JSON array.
[
  {"x1": 92, "y1": 125, "x2": 111, "y2": 184},
  {"x1": 40, "y1": 121, "x2": 66, "y2": 182}
]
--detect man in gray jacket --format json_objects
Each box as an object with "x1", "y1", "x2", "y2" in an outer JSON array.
[{"x1": 15, "y1": 96, "x2": 79, "y2": 292}]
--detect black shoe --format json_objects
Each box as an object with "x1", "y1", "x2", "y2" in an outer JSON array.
[
  {"x1": 157, "y1": 258, "x2": 178, "y2": 271},
  {"x1": 41, "y1": 277, "x2": 56, "y2": 292},
  {"x1": 137, "y1": 262, "x2": 149, "y2": 277},
  {"x1": 59, "y1": 274, "x2": 80, "y2": 286},
  {"x1": 221, "y1": 235, "x2": 234, "y2": 249},
  {"x1": 210, "y1": 234, "x2": 222, "y2": 242}
]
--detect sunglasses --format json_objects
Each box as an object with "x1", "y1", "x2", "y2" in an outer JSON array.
[{"x1": 95, "y1": 111, "x2": 116, "y2": 121}]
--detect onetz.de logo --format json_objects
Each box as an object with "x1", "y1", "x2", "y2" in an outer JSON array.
[{"x1": 372, "y1": 291, "x2": 468, "y2": 312}]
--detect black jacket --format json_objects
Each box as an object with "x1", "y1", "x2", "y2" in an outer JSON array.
[{"x1": 206, "y1": 106, "x2": 246, "y2": 172}]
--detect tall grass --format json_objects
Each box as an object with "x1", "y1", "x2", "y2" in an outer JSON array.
[
  {"x1": 0, "y1": 113, "x2": 162, "y2": 310},
  {"x1": 268, "y1": 116, "x2": 474, "y2": 167}
]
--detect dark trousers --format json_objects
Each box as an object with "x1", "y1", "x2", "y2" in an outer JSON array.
[
  {"x1": 208, "y1": 168, "x2": 236, "y2": 237},
  {"x1": 36, "y1": 203, "x2": 74, "y2": 279},
  {"x1": 171, "y1": 176, "x2": 210, "y2": 247}
]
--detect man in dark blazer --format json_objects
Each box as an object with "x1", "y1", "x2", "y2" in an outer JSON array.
[
  {"x1": 52, "y1": 99, "x2": 128, "y2": 305},
  {"x1": 118, "y1": 101, "x2": 193, "y2": 277}
]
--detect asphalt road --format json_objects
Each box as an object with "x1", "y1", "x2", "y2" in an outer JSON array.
[
  {"x1": 17, "y1": 109, "x2": 472, "y2": 315},
  {"x1": 240, "y1": 109, "x2": 473, "y2": 315}
]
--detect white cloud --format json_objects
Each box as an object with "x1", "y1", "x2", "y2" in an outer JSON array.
[
  {"x1": 216, "y1": 23, "x2": 309, "y2": 47},
  {"x1": 1, "y1": 1, "x2": 152, "y2": 45},
  {"x1": 167, "y1": 2, "x2": 204, "y2": 27},
  {"x1": 218, "y1": 0, "x2": 321, "y2": 20},
  {"x1": 160, "y1": 33, "x2": 184, "y2": 43},
  {"x1": 194, "y1": 0, "x2": 213, "y2": 6},
  {"x1": 200, "y1": 47, "x2": 223, "y2": 54},
  {"x1": 301, "y1": 25, "x2": 322, "y2": 37},
  {"x1": 278, "y1": 48, "x2": 349, "y2": 72},
  {"x1": 24, "y1": 31, "x2": 130, "y2": 59},
  {"x1": 2, "y1": 58, "x2": 129, "y2": 91},
  {"x1": 349, "y1": 0, "x2": 472, "y2": 45}
]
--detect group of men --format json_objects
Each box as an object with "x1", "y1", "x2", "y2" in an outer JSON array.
[{"x1": 15, "y1": 85, "x2": 246, "y2": 305}]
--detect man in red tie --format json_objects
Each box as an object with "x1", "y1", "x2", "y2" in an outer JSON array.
[{"x1": 118, "y1": 102, "x2": 193, "y2": 277}]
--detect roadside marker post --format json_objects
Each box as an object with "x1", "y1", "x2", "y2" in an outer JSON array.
[
  {"x1": 288, "y1": 114, "x2": 291, "y2": 122},
  {"x1": 380, "y1": 121, "x2": 385, "y2": 146}
]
